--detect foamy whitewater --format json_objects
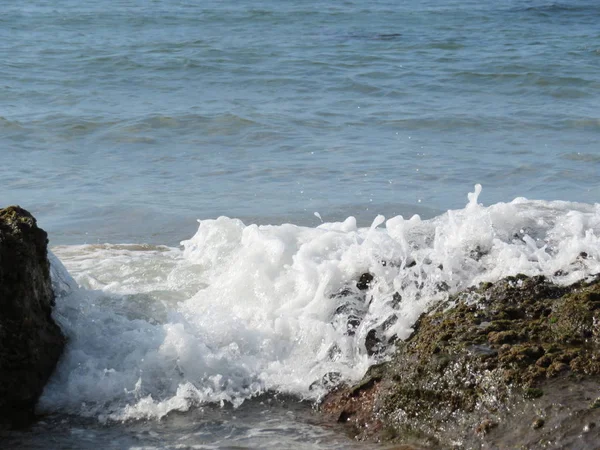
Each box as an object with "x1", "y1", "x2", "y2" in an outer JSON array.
[{"x1": 40, "y1": 186, "x2": 600, "y2": 424}]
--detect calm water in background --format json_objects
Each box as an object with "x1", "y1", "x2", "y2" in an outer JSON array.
[
  {"x1": 2, "y1": 1, "x2": 600, "y2": 449},
  {"x1": 2, "y1": 0, "x2": 599, "y2": 245}
]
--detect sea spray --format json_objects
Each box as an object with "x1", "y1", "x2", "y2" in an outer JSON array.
[{"x1": 41, "y1": 186, "x2": 600, "y2": 421}]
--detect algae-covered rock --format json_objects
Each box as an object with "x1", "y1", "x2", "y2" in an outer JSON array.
[
  {"x1": 321, "y1": 274, "x2": 600, "y2": 448},
  {"x1": 0, "y1": 206, "x2": 65, "y2": 427}
]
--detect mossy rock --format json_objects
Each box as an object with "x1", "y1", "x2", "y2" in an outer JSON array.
[{"x1": 321, "y1": 274, "x2": 600, "y2": 447}]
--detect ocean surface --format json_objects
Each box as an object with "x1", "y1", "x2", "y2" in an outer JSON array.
[{"x1": 1, "y1": 0, "x2": 600, "y2": 448}]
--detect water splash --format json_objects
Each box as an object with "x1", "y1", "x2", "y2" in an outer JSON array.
[{"x1": 42, "y1": 186, "x2": 600, "y2": 421}]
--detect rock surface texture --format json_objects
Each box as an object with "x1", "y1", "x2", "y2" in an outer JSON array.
[
  {"x1": 322, "y1": 274, "x2": 600, "y2": 449},
  {"x1": 0, "y1": 206, "x2": 65, "y2": 427}
]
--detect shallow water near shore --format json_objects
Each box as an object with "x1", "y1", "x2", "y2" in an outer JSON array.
[
  {"x1": 2, "y1": 0, "x2": 600, "y2": 448},
  {"x1": 2, "y1": 397, "x2": 377, "y2": 450}
]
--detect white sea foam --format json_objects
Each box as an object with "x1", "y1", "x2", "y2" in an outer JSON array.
[{"x1": 40, "y1": 186, "x2": 600, "y2": 421}]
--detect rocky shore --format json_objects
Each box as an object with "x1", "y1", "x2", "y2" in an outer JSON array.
[
  {"x1": 2, "y1": 204, "x2": 600, "y2": 448},
  {"x1": 322, "y1": 273, "x2": 600, "y2": 449},
  {"x1": 0, "y1": 206, "x2": 65, "y2": 427}
]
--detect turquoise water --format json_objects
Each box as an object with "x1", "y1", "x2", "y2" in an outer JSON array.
[
  {"x1": 2, "y1": 1, "x2": 600, "y2": 448},
  {"x1": 2, "y1": 0, "x2": 599, "y2": 245}
]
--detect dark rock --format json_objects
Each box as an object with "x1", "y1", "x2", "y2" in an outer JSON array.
[
  {"x1": 389, "y1": 292, "x2": 402, "y2": 309},
  {"x1": 309, "y1": 372, "x2": 343, "y2": 391},
  {"x1": 365, "y1": 315, "x2": 399, "y2": 357},
  {"x1": 0, "y1": 206, "x2": 65, "y2": 427},
  {"x1": 356, "y1": 273, "x2": 374, "y2": 291},
  {"x1": 364, "y1": 329, "x2": 381, "y2": 357},
  {"x1": 331, "y1": 273, "x2": 402, "y2": 357},
  {"x1": 469, "y1": 245, "x2": 488, "y2": 261},
  {"x1": 321, "y1": 274, "x2": 600, "y2": 447},
  {"x1": 532, "y1": 418, "x2": 545, "y2": 429},
  {"x1": 330, "y1": 279, "x2": 370, "y2": 337},
  {"x1": 475, "y1": 419, "x2": 498, "y2": 435},
  {"x1": 382, "y1": 314, "x2": 398, "y2": 330}
]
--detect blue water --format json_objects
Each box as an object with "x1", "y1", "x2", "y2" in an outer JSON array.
[
  {"x1": 2, "y1": 1, "x2": 600, "y2": 448},
  {"x1": 2, "y1": 0, "x2": 599, "y2": 245}
]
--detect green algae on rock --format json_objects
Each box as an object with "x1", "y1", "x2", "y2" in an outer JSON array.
[
  {"x1": 321, "y1": 274, "x2": 600, "y2": 448},
  {"x1": 0, "y1": 206, "x2": 66, "y2": 427}
]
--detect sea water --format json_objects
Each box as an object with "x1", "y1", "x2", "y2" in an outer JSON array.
[{"x1": 1, "y1": 0, "x2": 600, "y2": 448}]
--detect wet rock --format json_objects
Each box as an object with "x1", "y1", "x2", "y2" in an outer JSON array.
[
  {"x1": 469, "y1": 245, "x2": 488, "y2": 261},
  {"x1": 309, "y1": 372, "x2": 342, "y2": 391},
  {"x1": 331, "y1": 273, "x2": 384, "y2": 340},
  {"x1": 365, "y1": 315, "x2": 399, "y2": 357},
  {"x1": 331, "y1": 285, "x2": 368, "y2": 336},
  {"x1": 0, "y1": 206, "x2": 65, "y2": 427},
  {"x1": 532, "y1": 418, "x2": 545, "y2": 430},
  {"x1": 364, "y1": 329, "x2": 381, "y2": 357},
  {"x1": 382, "y1": 314, "x2": 398, "y2": 330},
  {"x1": 332, "y1": 273, "x2": 402, "y2": 358},
  {"x1": 356, "y1": 273, "x2": 374, "y2": 291},
  {"x1": 321, "y1": 274, "x2": 600, "y2": 447},
  {"x1": 389, "y1": 292, "x2": 402, "y2": 309},
  {"x1": 475, "y1": 419, "x2": 498, "y2": 435}
]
